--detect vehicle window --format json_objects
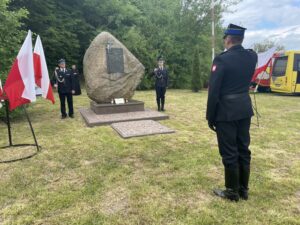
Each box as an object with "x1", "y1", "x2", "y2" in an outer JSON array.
[
  {"x1": 272, "y1": 56, "x2": 288, "y2": 77},
  {"x1": 293, "y1": 54, "x2": 300, "y2": 71}
]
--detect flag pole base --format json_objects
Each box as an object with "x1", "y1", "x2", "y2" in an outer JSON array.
[
  {"x1": 0, "y1": 100, "x2": 41, "y2": 163},
  {"x1": 0, "y1": 144, "x2": 41, "y2": 163}
]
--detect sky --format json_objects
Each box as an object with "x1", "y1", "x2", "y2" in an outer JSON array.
[{"x1": 222, "y1": 0, "x2": 300, "y2": 50}]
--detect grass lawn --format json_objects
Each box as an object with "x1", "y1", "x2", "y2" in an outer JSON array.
[{"x1": 0, "y1": 89, "x2": 299, "y2": 225}]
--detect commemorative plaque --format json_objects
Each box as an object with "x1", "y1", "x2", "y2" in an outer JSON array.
[{"x1": 106, "y1": 48, "x2": 124, "y2": 74}]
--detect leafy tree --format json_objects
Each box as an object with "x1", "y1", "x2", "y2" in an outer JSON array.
[
  {"x1": 0, "y1": 0, "x2": 28, "y2": 79},
  {"x1": 191, "y1": 47, "x2": 202, "y2": 92},
  {"x1": 253, "y1": 39, "x2": 285, "y2": 53},
  {"x1": 10, "y1": 0, "x2": 94, "y2": 71},
  {"x1": 7, "y1": 0, "x2": 236, "y2": 89}
]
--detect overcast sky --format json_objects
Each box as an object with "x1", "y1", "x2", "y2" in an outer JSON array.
[{"x1": 222, "y1": 0, "x2": 300, "y2": 50}]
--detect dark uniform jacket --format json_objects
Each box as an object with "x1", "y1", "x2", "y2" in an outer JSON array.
[
  {"x1": 154, "y1": 68, "x2": 168, "y2": 88},
  {"x1": 206, "y1": 45, "x2": 258, "y2": 123},
  {"x1": 71, "y1": 69, "x2": 81, "y2": 95},
  {"x1": 54, "y1": 68, "x2": 75, "y2": 94}
]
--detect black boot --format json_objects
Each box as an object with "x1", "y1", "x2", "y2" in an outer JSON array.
[
  {"x1": 161, "y1": 97, "x2": 165, "y2": 111},
  {"x1": 156, "y1": 99, "x2": 161, "y2": 111},
  {"x1": 239, "y1": 165, "x2": 250, "y2": 200},
  {"x1": 213, "y1": 167, "x2": 240, "y2": 202}
]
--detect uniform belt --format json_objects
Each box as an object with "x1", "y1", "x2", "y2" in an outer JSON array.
[{"x1": 221, "y1": 92, "x2": 248, "y2": 100}]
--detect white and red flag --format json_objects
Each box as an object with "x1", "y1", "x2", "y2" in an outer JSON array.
[
  {"x1": 33, "y1": 35, "x2": 55, "y2": 103},
  {"x1": 251, "y1": 47, "x2": 276, "y2": 86},
  {"x1": 0, "y1": 79, "x2": 3, "y2": 97},
  {"x1": 4, "y1": 30, "x2": 36, "y2": 110}
]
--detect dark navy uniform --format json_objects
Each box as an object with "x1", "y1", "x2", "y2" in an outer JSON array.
[
  {"x1": 154, "y1": 67, "x2": 168, "y2": 111},
  {"x1": 53, "y1": 59, "x2": 75, "y2": 118},
  {"x1": 206, "y1": 24, "x2": 258, "y2": 201},
  {"x1": 71, "y1": 69, "x2": 81, "y2": 96},
  {"x1": 206, "y1": 46, "x2": 257, "y2": 124}
]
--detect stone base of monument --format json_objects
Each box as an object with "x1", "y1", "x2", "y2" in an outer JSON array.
[
  {"x1": 111, "y1": 120, "x2": 175, "y2": 138},
  {"x1": 90, "y1": 100, "x2": 144, "y2": 114},
  {"x1": 79, "y1": 105, "x2": 169, "y2": 127}
]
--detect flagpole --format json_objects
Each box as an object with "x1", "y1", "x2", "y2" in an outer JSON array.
[
  {"x1": 0, "y1": 103, "x2": 40, "y2": 163},
  {"x1": 22, "y1": 106, "x2": 40, "y2": 152},
  {"x1": 5, "y1": 100, "x2": 13, "y2": 146},
  {"x1": 0, "y1": 30, "x2": 41, "y2": 163}
]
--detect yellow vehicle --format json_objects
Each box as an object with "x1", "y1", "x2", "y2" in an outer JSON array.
[{"x1": 270, "y1": 50, "x2": 300, "y2": 94}]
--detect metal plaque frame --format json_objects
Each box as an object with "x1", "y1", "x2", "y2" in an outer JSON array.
[{"x1": 106, "y1": 48, "x2": 124, "y2": 74}]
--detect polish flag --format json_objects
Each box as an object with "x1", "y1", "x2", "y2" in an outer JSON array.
[
  {"x1": 4, "y1": 30, "x2": 36, "y2": 110},
  {"x1": 252, "y1": 47, "x2": 276, "y2": 86},
  {"x1": 0, "y1": 79, "x2": 3, "y2": 97},
  {"x1": 33, "y1": 35, "x2": 55, "y2": 103}
]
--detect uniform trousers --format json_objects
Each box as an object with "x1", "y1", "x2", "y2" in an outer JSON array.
[
  {"x1": 155, "y1": 86, "x2": 166, "y2": 105},
  {"x1": 59, "y1": 93, "x2": 74, "y2": 117},
  {"x1": 216, "y1": 118, "x2": 251, "y2": 169}
]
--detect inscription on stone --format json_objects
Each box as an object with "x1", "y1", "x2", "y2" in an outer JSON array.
[{"x1": 106, "y1": 48, "x2": 124, "y2": 74}]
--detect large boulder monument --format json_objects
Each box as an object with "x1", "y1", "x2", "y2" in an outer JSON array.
[
  {"x1": 83, "y1": 31, "x2": 145, "y2": 103},
  {"x1": 79, "y1": 31, "x2": 170, "y2": 132}
]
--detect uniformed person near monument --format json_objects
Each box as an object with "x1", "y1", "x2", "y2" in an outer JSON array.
[
  {"x1": 206, "y1": 24, "x2": 258, "y2": 201},
  {"x1": 153, "y1": 57, "x2": 168, "y2": 111},
  {"x1": 71, "y1": 65, "x2": 81, "y2": 96},
  {"x1": 53, "y1": 59, "x2": 75, "y2": 119}
]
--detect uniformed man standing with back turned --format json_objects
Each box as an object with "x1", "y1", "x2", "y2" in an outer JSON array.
[
  {"x1": 53, "y1": 59, "x2": 75, "y2": 119},
  {"x1": 206, "y1": 24, "x2": 258, "y2": 201}
]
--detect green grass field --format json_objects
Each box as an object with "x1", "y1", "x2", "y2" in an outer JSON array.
[{"x1": 0, "y1": 89, "x2": 299, "y2": 225}]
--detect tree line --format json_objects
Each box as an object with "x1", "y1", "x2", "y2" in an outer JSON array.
[{"x1": 1, "y1": 0, "x2": 238, "y2": 90}]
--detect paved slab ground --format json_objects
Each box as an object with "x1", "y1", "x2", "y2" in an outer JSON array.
[
  {"x1": 111, "y1": 120, "x2": 175, "y2": 138},
  {"x1": 79, "y1": 108, "x2": 169, "y2": 127}
]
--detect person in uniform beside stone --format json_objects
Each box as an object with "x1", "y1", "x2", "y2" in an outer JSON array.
[
  {"x1": 53, "y1": 59, "x2": 75, "y2": 119},
  {"x1": 206, "y1": 24, "x2": 258, "y2": 201},
  {"x1": 71, "y1": 65, "x2": 81, "y2": 96},
  {"x1": 153, "y1": 57, "x2": 168, "y2": 111}
]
